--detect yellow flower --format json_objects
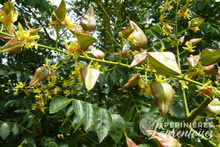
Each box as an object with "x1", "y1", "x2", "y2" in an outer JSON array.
[
  {"x1": 63, "y1": 90, "x2": 75, "y2": 97},
  {"x1": 64, "y1": 38, "x2": 81, "y2": 52},
  {"x1": 14, "y1": 82, "x2": 26, "y2": 89},
  {"x1": 64, "y1": 90, "x2": 71, "y2": 97},
  {"x1": 161, "y1": 22, "x2": 173, "y2": 36},
  {"x1": 190, "y1": 27, "x2": 200, "y2": 32},
  {"x1": 50, "y1": 14, "x2": 80, "y2": 30},
  {"x1": 53, "y1": 87, "x2": 61, "y2": 94},
  {"x1": 33, "y1": 88, "x2": 41, "y2": 93},
  {"x1": 0, "y1": 1, "x2": 18, "y2": 31},
  {"x1": 178, "y1": 9, "x2": 191, "y2": 19},
  {"x1": 93, "y1": 62, "x2": 101, "y2": 70},
  {"x1": 16, "y1": 23, "x2": 40, "y2": 49},
  {"x1": 62, "y1": 81, "x2": 69, "y2": 87},
  {"x1": 161, "y1": 28, "x2": 169, "y2": 36},
  {"x1": 162, "y1": 22, "x2": 173, "y2": 31},
  {"x1": 182, "y1": 41, "x2": 196, "y2": 53},
  {"x1": 145, "y1": 86, "x2": 152, "y2": 96},
  {"x1": 72, "y1": 62, "x2": 85, "y2": 82},
  {"x1": 160, "y1": 0, "x2": 173, "y2": 12},
  {"x1": 127, "y1": 34, "x2": 135, "y2": 45},
  {"x1": 159, "y1": 14, "x2": 167, "y2": 24}
]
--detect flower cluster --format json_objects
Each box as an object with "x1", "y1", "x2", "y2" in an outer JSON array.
[
  {"x1": 160, "y1": 0, "x2": 173, "y2": 12},
  {"x1": 64, "y1": 38, "x2": 81, "y2": 52},
  {"x1": 178, "y1": 4, "x2": 191, "y2": 19},
  {"x1": 182, "y1": 41, "x2": 196, "y2": 53},
  {"x1": 15, "y1": 23, "x2": 40, "y2": 49},
  {"x1": 31, "y1": 74, "x2": 60, "y2": 113},
  {"x1": 0, "y1": 1, "x2": 18, "y2": 31}
]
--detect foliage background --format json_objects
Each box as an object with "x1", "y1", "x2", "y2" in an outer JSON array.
[{"x1": 0, "y1": 0, "x2": 220, "y2": 146}]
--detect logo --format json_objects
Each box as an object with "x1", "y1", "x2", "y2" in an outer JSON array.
[
  {"x1": 139, "y1": 116, "x2": 157, "y2": 137},
  {"x1": 139, "y1": 117, "x2": 214, "y2": 139}
]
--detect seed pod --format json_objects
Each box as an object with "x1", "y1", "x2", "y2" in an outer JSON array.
[
  {"x1": 150, "y1": 82, "x2": 174, "y2": 118},
  {"x1": 0, "y1": 37, "x2": 21, "y2": 52},
  {"x1": 200, "y1": 49, "x2": 220, "y2": 66},
  {"x1": 146, "y1": 130, "x2": 182, "y2": 147},
  {"x1": 188, "y1": 18, "x2": 204, "y2": 28},
  {"x1": 80, "y1": 67, "x2": 100, "y2": 91},
  {"x1": 119, "y1": 73, "x2": 141, "y2": 90},
  {"x1": 148, "y1": 52, "x2": 181, "y2": 76},
  {"x1": 129, "y1": 20, "x2": 147, "y2": 49},
  {"x1": 125, "y1": 134, "x2": 138, "y2": 147},
  {"x1": 91, "y1": 47, "x2": 105, "y2": 60},
  {"x1": 113, "y1": 50, "x2": 132, "y2": 58},
  {"x1": 186, "y1": 55, "x2": 200, "y2": 67},
  {"x1": 203, "y1": 64, "x2": 218, "y2": 76},
  {"x1": 205, "y1": 98, "x2": 220, "y2": 115},
  {"x1": 51, "y1": 0, "x2": 66, "y2": 21},
  {"x1": 29, "y1": 66, "x2": 53, "y2": 87},
  {"x1": 81, "y1": 7, "x2": 96, "y2": 32},
  {"x1": 130, "y1": 50, "x2": 147, "y2": 68},
  {"x1": 118, "y1": 29, "x2": 134, "y2": 39}
]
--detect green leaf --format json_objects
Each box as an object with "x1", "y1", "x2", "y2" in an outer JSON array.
[
  {"x1": 72, "y1": 100, "x2": 85, "y2": 121},
  {"x1": 69, "y1": 130, "x2": 81, "y2": 147},
  {"x1": 150, "y1": 82, "x2": 174, "y2": 118},
  {"x1": 197, "y1": 1, "x2": 205, "y2": 11},
  {"x1": 11, "y1": 124, "x2": 19, "y2": 135},
  {"x1": 148, "y1": 52, "x2": 181, "y2": 76},
  {"x1": 29, "y1": 0, "x2": 38, "y2": 6},
  {"x1": 200, "y1": 49, "x2": 220, "y2": 66},
  {"x1": 0, "y1": 69, "x2": 8, "y2": 77},
  {"x1": 138, "y1": 144, "x2": 150, "y2": 147},
  {"x1": 84, "y1": 103, "x2": 95, "y2": 131},
  {"x1": 123, "y1": 106, "x2": 135, "y2": 121},
  {"x1": 59, "y1": 118, "x2": 72, "y2": 133},
  {"x1": 49, "y1": 95, "x2": 72, "y2": 114},
  {"x1": 40, "y1": 137, "x2": 58, "y2": 147},
  {"x1": 0, "y1": 123, "x2": 11, "y2": 140},
  {"x1": 25, "y1": 137, "x2": 37, "y2": 147},
  {"x1": 66, "y1": 105, "x2": 74, "y2": 117},
  {"x1": 80, "y1": 67, "x2": 100, "y2": 91},
  {"x1": 77, "y1": 34, "x2": 98, "y2": 51},
  {"x1": 110, "y1": 114, "x2": 125, "y2": 144},
  {"x1": 81, "y1": 7, "x2": 96, "y2": 32},
  {"x1": 95, "y1": 108, "x2": 112, "y2": 143}
]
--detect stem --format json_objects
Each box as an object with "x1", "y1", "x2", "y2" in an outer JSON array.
[
  {"x1": 175, "y1": 2, "x2": 181, "y2": 69},
  {"x1": 55, "y1": 28, "x2": 61, "y2": 49},
  {"x1": 176, "y1": 75, "x2": 203, "y2": 86},
  {"x1": 37, "y1": 44, "x2": 67, "y2": 54},
  {"x1": 185, "y1": 97, "x2": 212, "y2": 122},
  {"x1": 37, "y1": 43, "x2": 206, "y2": 86},
  {"x1": 0, "y1": 30, "x2": 206, "y2": 87},
  {"x1": 0, "y1": 31, "x2": 14, "y2": 37},
  {"x1": 182, "y1": 88, "x2": 190, "y2": 116}
]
